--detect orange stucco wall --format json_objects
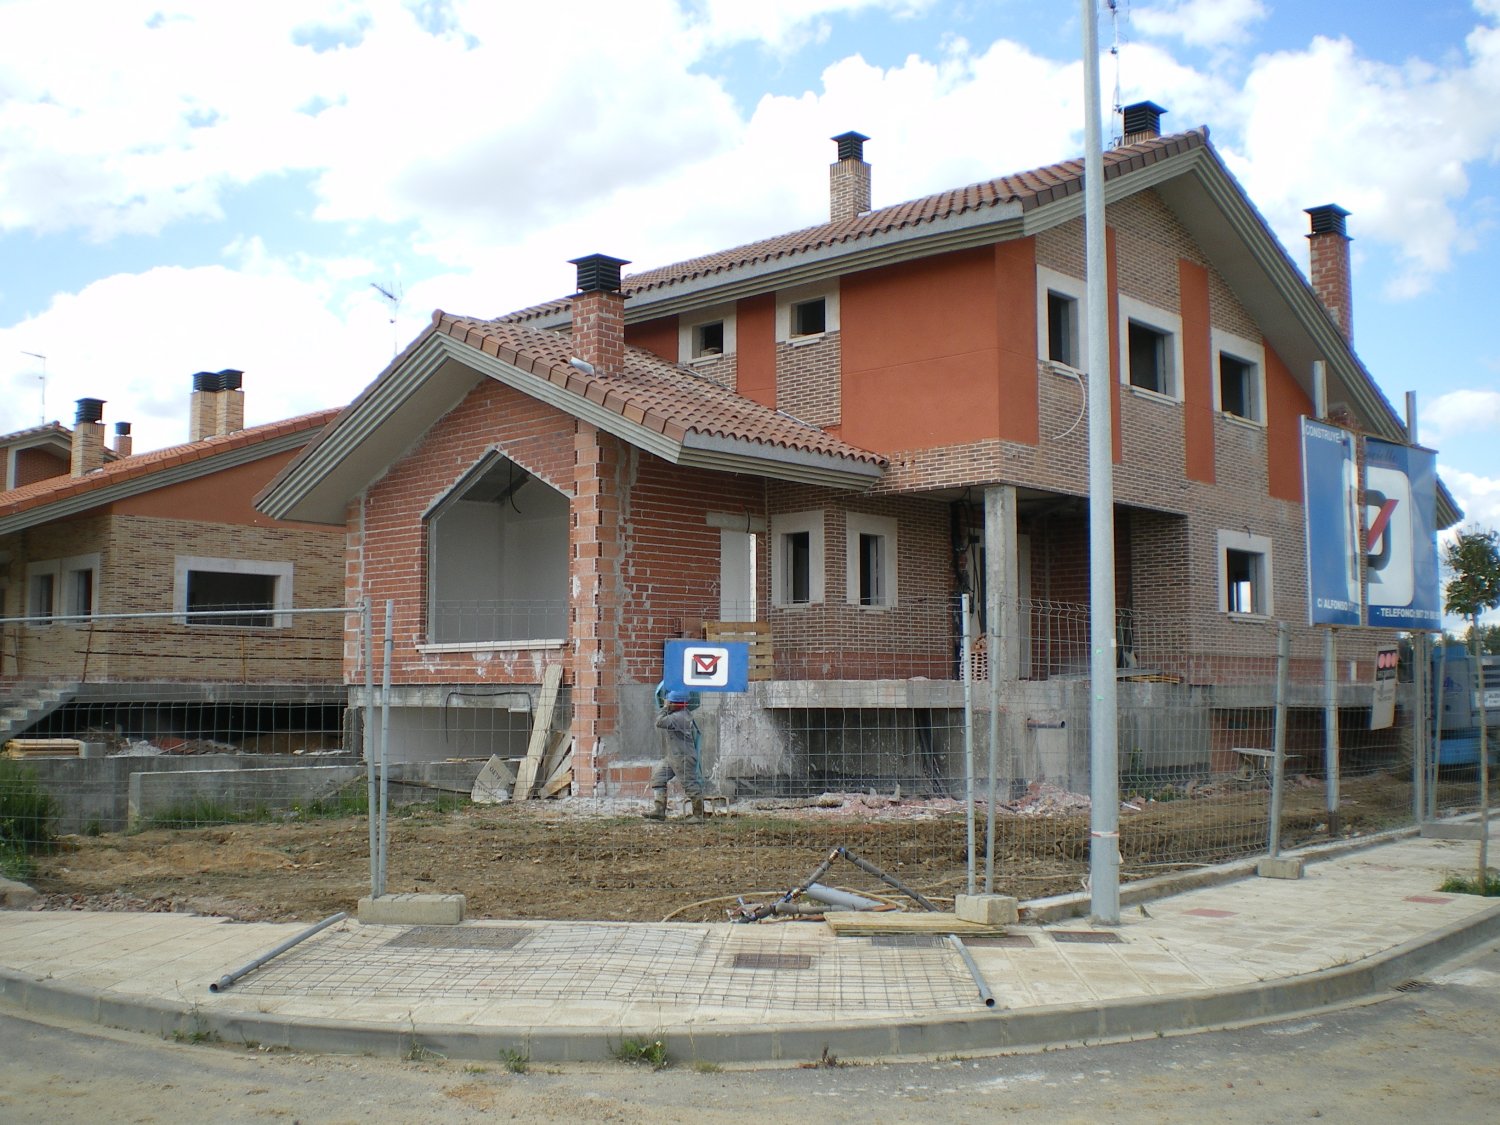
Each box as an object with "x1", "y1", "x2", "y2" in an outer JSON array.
[
  {"x1": 1264, "y1": 344, "x2": 1311, "y2": 503},
  {"x1": 1179, "y1": 259, "x2": 1215, "y2": 483},
  {"x1": 110, "y1": 448, "x2": 324, "y2": 529},
  {"x1": 736, "y1": 293, "x2": 777, "y2": 409},
  {"x1": 625, "y1": 317, "x2": 678, "y2": 363},
  {"x1": 838, "y1": 243, "x2": 1038, "y2": 451}
]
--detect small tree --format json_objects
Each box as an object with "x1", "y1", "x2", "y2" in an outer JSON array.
[{"x1": 1443, "y1": 525, "x2": 1500, "y2": 885}]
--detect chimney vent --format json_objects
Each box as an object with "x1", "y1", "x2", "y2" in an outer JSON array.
[
  {"x1": 114, "y1": 421, "x2": 133, "y2": 459},
  {"x1": 1305, "y1": 204, "x2": 1353, "y2": 341},
  {"x1": 1122, "y1": 101, "x2": 1167, "y2": 144},
  {"x1": 570, "y1": 254, "x2": 629, "y2": 295},
  {"x1": 71, "y1": 398, "x2": 106, "y2": 476},
  {"x1": 190, "y1": 369, "x2": 247, "y2": 441},
  {"x1": 830, "y1": 131, "x2": 872, "y2": 223}
]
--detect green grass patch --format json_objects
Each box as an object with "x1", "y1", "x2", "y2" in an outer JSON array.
[
  {"x1": 501, "y1": 1048, "x2": 529, "y2": 1074},
  {"x1": 1439, "y1": 871, "x2": 1500, "y2": 896},
  {"x1": 611, "y1": 1036, "x2": 670, "y2": 1070},
  {"x1": 0, "y1": 760, "x2": 58, "y2": 877}
]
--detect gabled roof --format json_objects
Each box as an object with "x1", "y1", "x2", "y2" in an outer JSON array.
[
  {"x1": 256, "y1": 316, "x2": 887, "y2": 525},
  {"x1": 0, "y1": 410, "x2": 339, "y2": 536}
]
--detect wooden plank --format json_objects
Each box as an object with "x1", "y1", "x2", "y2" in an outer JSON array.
[
  {"x1": 540, "y1": 767, "x2": 573, "y2": 799},
  {"x1": 703, "y1": 621, "x2": 773, "y2": 681},
  {"x1": 4, "y1": 738, "x2": 84, "y2": 759},
  {"x1": 514, "y1": 663, "x2": 564, "y2": 799},
  {"x1": 539, "y1": 729, "x2": 572, "y2": 783},
  {"x1": 822, "y1": 911, "x2": 1007, "y2": 938}
]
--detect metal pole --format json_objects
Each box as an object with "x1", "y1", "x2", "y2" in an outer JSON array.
[
  {"x1": 1433, "y1": 639, "x2": 1447, "y2": 819},
  {"x1": 378, "y1": 599, "x2": 393, "y2": 896},
  {"x1": 1324, "y1": 627, "x2": 1341, "y2": 833},
  {"x1": 1412, "y1": 632, "x2": 1427, "y2": 825},
  {"x1": 1268, "y1": 622, "x2": 1290, "y2": 858},
  {"x1": 209, "y1": 912, "x2": 347, "y2": 992},
  {"x1": 1082, "y1": 0, "x2": 1120, "y2": 924},
  {"x1": 961, "y1": 593, "x2": 976, "y2": 895},
  {"x1": 1474, "y1": 616, "x2": 1490, "y2": 884},
  {"x1": 363, "y1": 598, "x2": 377, "y2": 898},
  {"x1": 947, "y1": 935, "x2": 996, "y2": 1008}
]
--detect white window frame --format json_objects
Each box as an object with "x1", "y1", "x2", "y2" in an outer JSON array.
[
  {"x1": 775, "y1": 282, "x2": 840, "y2": 344},
  {"x1": 771, "y1": 510, "x2": 825, "y2": 607},
  {"x1": 678, "y1": 302, "x2": 737, "y2": 363},
  {"x1": 1118, "y1": 295, "x2": 1184, "y2": 401},
  {"x1": 174, "y1": 555, "x2": 293, "y2": 628},
  {"x1": 1217, "y1": 530, "x2": 1273, "y2": 618},
  {"x1": 1211, "y1": 328, "x2": 1266, "y2": 425},
  {"x1": 1036, "y1": 266, "x2": 1088, "y2": 372},
  {"x1": 845, "y1": 512, "x2": 898, "y2": 608}
]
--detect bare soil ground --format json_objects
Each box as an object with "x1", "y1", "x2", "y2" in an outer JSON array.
[{"x1": 27, "y1": 775, "x2": 1420, "y2": 924}]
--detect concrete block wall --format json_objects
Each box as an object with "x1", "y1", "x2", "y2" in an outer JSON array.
[{"x1": 127, "y1": 763, "x2": 365, "y2": 829}]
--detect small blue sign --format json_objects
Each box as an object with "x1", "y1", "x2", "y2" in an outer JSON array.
[{"x1": 663, "y1": 640, "x2": 749, "y2": 693}]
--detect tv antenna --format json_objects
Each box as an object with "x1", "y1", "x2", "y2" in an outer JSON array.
[
  {"x1": 20, "y1": 350, "x2": 46, "y2": 424},
  {"x1": 371, "y1": 281, "x2": 403, "y2": 358}
]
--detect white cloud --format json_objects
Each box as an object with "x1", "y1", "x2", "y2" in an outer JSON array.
[
  {"x1": 1440, "y1": 465, "x2": 1500, "y2": 529},
  {"x1": 1424, "y1": 388, "x2": 1500, "y2": 443},
  {"x1": 1132, "y1": 0, "x2": 1268, "y2": 49}
]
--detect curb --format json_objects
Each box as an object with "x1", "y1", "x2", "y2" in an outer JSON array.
[{"x1": 4, "y1": 897, "x2": 1498, "y2": 1065}]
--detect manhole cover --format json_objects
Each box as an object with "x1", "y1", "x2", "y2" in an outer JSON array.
[
  {"x1": 731, "y1": 952, "x2": 814, "y2": 971},
  {"x1": 384, "y1": 926, "x2": 530, "y2": 950},
  {"x1": 1051, "y1": 930, "x2": 1122, "y2": 944}
]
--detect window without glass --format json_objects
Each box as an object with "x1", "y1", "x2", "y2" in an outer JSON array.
[
  {"x1": 27, "y1": 571, "x2": 54, "y2": 622},
  {"x1": 772, "y1": 511, "x2": 824, "y2": 607},
  {"x1": 785, "y1": 531, "x2": 811, "y2": 604},
  {"x1": 1225, "y1": 549, "x2": 1263, "y2": 614},
  {"x1": 1128, "y1": 320, "x2": 1171, "y2": 394},
  {"x1": 791, "y1": 298, "x2": 826, "y2": 337},
  {"x1": 693, "y1": 320, "x2": 724, "y2": 357},
  {"x1": 1047, "y1": 290, "x2": 1079, "y2": 367},
  {"x1": 1219, "y1": 352, "x2": 1259, "y2": 421},
  {"x1": 187, "y1": 570, "x2": 276, "y2": 627},
  {"x1": 65, "y1": 567, "x2": 94, "y2": 617},
  {"x1": 426, "y1": 454, "x2": 568, "y2": 644}
]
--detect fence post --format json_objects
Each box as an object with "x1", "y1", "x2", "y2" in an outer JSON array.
[
  {"x1": 961, "y1": 593, "x2": 975, "y2": 896},
  {"x1": 363, "y1": 597, "x2": 377, "y2": 899},
  {"x1": 1412, "y1": 632, "x2": 1427, "y2": 825},
  {"x1": 378, "y1": 599, "x2": 393, "y2": 897},
  {"x1": 1323, "y1": 628, "x2": 1341, "y2": 834},
  {"x1": 1268, "y1": 621, "x2": 1290, "y2": 858}
]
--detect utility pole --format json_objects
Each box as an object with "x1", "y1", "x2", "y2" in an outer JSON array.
[{"x1": 1082, "y1": 0, "x2": 1121, "y2": 924}]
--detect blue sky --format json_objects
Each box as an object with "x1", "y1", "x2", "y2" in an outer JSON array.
[{"x1": 2, "y1": 0, "x2": 1498, "y2": 560}]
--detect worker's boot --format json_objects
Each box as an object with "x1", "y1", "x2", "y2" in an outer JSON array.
[
  {"x1": 642, "y1": 791, "x2": 668, "y2": 821},
  {"x1": 690, "y1": 796, "x2": 707, "y2": 821}
]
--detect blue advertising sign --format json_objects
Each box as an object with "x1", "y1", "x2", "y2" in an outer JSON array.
[
  {"x1": 1365, "y1": 438, "x2": 1441, "y2": 631},
  {"x1": 662, "y1": 640, "x2": 749, "y2": 693},
  {"x1": 1302, "y1": 418, "x2": 1362, "y2": 626}
]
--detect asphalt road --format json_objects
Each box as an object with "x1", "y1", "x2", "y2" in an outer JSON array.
[{"x1": 2, "y1": 938, "x2": 1498, "y2": 1124}]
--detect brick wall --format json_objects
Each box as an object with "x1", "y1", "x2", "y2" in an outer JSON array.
[{"x1": 777, "y1": 333, "x2": 841, "y2": 428}]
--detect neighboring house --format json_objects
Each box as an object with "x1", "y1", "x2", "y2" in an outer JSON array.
[
  {"x1": 1, "y1": 420, "x2": 119, "y2": 490},
  {"x1": 257, "y1": 103, "x2": 1458, "y2": 796},
  {"x1": 0, "y1": 372, "x2": 345, "y2": 747}
]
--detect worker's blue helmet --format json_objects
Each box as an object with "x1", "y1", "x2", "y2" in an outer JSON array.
[{"x1": 665, "y1": 690, "x2": 692, "y2": 705}]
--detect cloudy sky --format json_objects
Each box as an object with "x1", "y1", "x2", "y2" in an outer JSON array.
[{"x1": 2, "y1": 0, "x2": 1499, "y2": 549}]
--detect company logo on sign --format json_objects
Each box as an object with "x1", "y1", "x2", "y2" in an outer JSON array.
[
  {"x1": 1365, "y1": 464, "x2": 1413, "y2": 608},
  {"x1": 682, "y1": 646, "x2": 730, "y2": 688}
]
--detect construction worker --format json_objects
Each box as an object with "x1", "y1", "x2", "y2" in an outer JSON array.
[{"x1": 643, "y1": 688, "x2": 706, "y2": 820}]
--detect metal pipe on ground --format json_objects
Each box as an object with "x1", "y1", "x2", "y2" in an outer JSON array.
[
  {"x1": 209, "y1": 912, "x2": 347, "y2": 993},
  {"x1": 804, "y1": 883, "x2": 884, "y2": 911},
  {"x1": 839, "y1": 847, "x2": 940, "y2": 912},
  {"x1": 947, "y1": 934, "x2": 995, "y2": 1008}
]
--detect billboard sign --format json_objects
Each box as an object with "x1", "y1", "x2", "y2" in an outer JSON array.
[
  {"x1": 1302, "y1": 418, "x2": 1362, "y2": 626},
  {"x1": 1364, "y1": 438, "x2": 1441, "y2": 631},
  {"x1": 662, "y1": 640, "x2": 749, "y2": 693}
]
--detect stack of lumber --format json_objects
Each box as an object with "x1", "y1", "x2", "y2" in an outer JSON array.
[
  {"x1": 470, "y1": 663, "x2": 574, "y2": 802},
  {"x1": 821, "y1": 911, "x2": 1008, "y2": 938},
  {"x1": 4, "y1": 738, "x2": 85, "y2": 759}
]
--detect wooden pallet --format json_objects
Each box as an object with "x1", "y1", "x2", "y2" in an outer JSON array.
[
  {"x1": 702, "y1": 621, "x2": 773, "y2": 681},
  {"x1": 822, "y1": 911, "x2": 1007, "y2": 938},
  {"x1": 4, "y1": 738, "x2": 84, "y2": 759}
]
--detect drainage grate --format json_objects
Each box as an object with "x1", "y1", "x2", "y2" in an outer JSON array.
[
  {"x1": 384, "y1": 926, "x2": 530, "y2": 951},
  {"x1": 731, "y1": 952, "x2": 814, "y2": 971},
  {"x1": 1050, "y1": 930, "x2": 1123, "y2": 944},
  {"x1": 1392, "y1": 979, "x2": 1431, "y2": 993},
  {"x1": 962, "y1": 935, "x2": 1036, "y2": 949},
  {"x1": 870, "y1": 935, "x2": 947, "y2": 949}
]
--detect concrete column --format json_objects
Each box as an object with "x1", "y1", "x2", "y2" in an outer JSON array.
[{"x1": 983, "y1": 485, "x2": 1021, "y2": 682}]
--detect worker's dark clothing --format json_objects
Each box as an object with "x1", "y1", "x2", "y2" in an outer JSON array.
[{"x1": 651, "y1": 705, "x2": 703, "y2": 798}]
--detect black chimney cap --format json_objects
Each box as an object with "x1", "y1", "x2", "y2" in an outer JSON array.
[
  {"x1": 1305, "y1": 204, "x2": 1351, "y2": 237},
  {"x1": 192, "y1": 369, "x2": 244, "y2": 393},
  {"x1": 1122, "y1": 101, "x2": 1167, "y2": 138},
  {"x1": 569, "y1": 254, "x2": 630, "y2": 294},
  {"x1": 832, "y1": 131, "x2": 870, "y2": 162},
  {"x1": 74, "y1": 398, "x2": 105, "y2": 424},
  {"x1": 114, "y1": 421, "x2": 131, "y2": 435}
]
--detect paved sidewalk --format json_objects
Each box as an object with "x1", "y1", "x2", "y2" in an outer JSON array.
[{"x1": 2, "y1": 824, "x2": 1498, "y2": 1064}]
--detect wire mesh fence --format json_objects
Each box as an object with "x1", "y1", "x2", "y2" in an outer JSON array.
[{"x1": 1, "y1": 600, "x2": 1492, "y2": 920}]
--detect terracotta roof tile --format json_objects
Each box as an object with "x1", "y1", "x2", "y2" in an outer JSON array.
[
  {"x1": 499, "y1": 130, "x2": 1205, "y2": 324},
  {"x1": 433, "y1": 315, "x2": 884, "y2": 469},
  {"x1": 0, "y1": 408, "x2": 339, "y2": 519}
]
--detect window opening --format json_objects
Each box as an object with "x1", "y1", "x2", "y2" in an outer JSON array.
[
  {"x1": 27, "y1": 572, "x2": 55, "y2": 622},
  {"x1": 1219, "y1": 353, "x2": 1256, "y2": 420},
  {"x1": 791, "y1": 298, "x2": 826, "y2": 337},
  {"x1": 1047, "y1": 291, "x2": 1078, "y2": 367},
  {"x1": 187, "y1": 570, "x2": 276, "y2": 627},
  {"x1": 1128, "y1": 320, "x2": 1170, "y2": 393},
  {"x1": 1225, "y1": 549, "x2": 1262, "y2": 614},
  {"x1": 67, "y1": 568, "x2": 94, "y2": 616},
  {"x1": 786, "y1": 531, "x2": 811, "y2": 604},
  {"x1": 858, "y1": 532, "x2": 884, "y2": 605},
  {"x1": 694, "y1": 320, "x2": 724, "y2": 357}
]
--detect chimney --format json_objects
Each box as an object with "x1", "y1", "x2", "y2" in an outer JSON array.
[
  {"x1": 1306, "y1": 204, "x2": 1353, "y2": 342},
  {"x1": 830, "y1": 131, "x2": 871, "y2": 223},
  {"x1": 567, "y1": 254, "x2": 629, "y2": 375},
  {"x1": 1122, "y1": 101, "x2": 1167, "y2": 145},
  {"x1": 71, "y1": 398, "x2": 106, "y2": 477},
  {"x1": 189, "y1": 368, "x2": 245, "y2": 441},
  {"x1": 113, "y1": 421, "x2": 133, "y2": 459}
]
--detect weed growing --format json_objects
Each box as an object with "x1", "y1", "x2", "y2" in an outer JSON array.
[
  {"x1": 1439, "y1": 870, "x2": 1500, "y2": 896},
  {"x1": 611, "y1": 1036, "x2": 670, "y2": 1070}
]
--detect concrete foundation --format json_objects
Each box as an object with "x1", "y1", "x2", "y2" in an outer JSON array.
[{"x1": 128, "y1": 764, "x2": 366, "y2": 829}]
